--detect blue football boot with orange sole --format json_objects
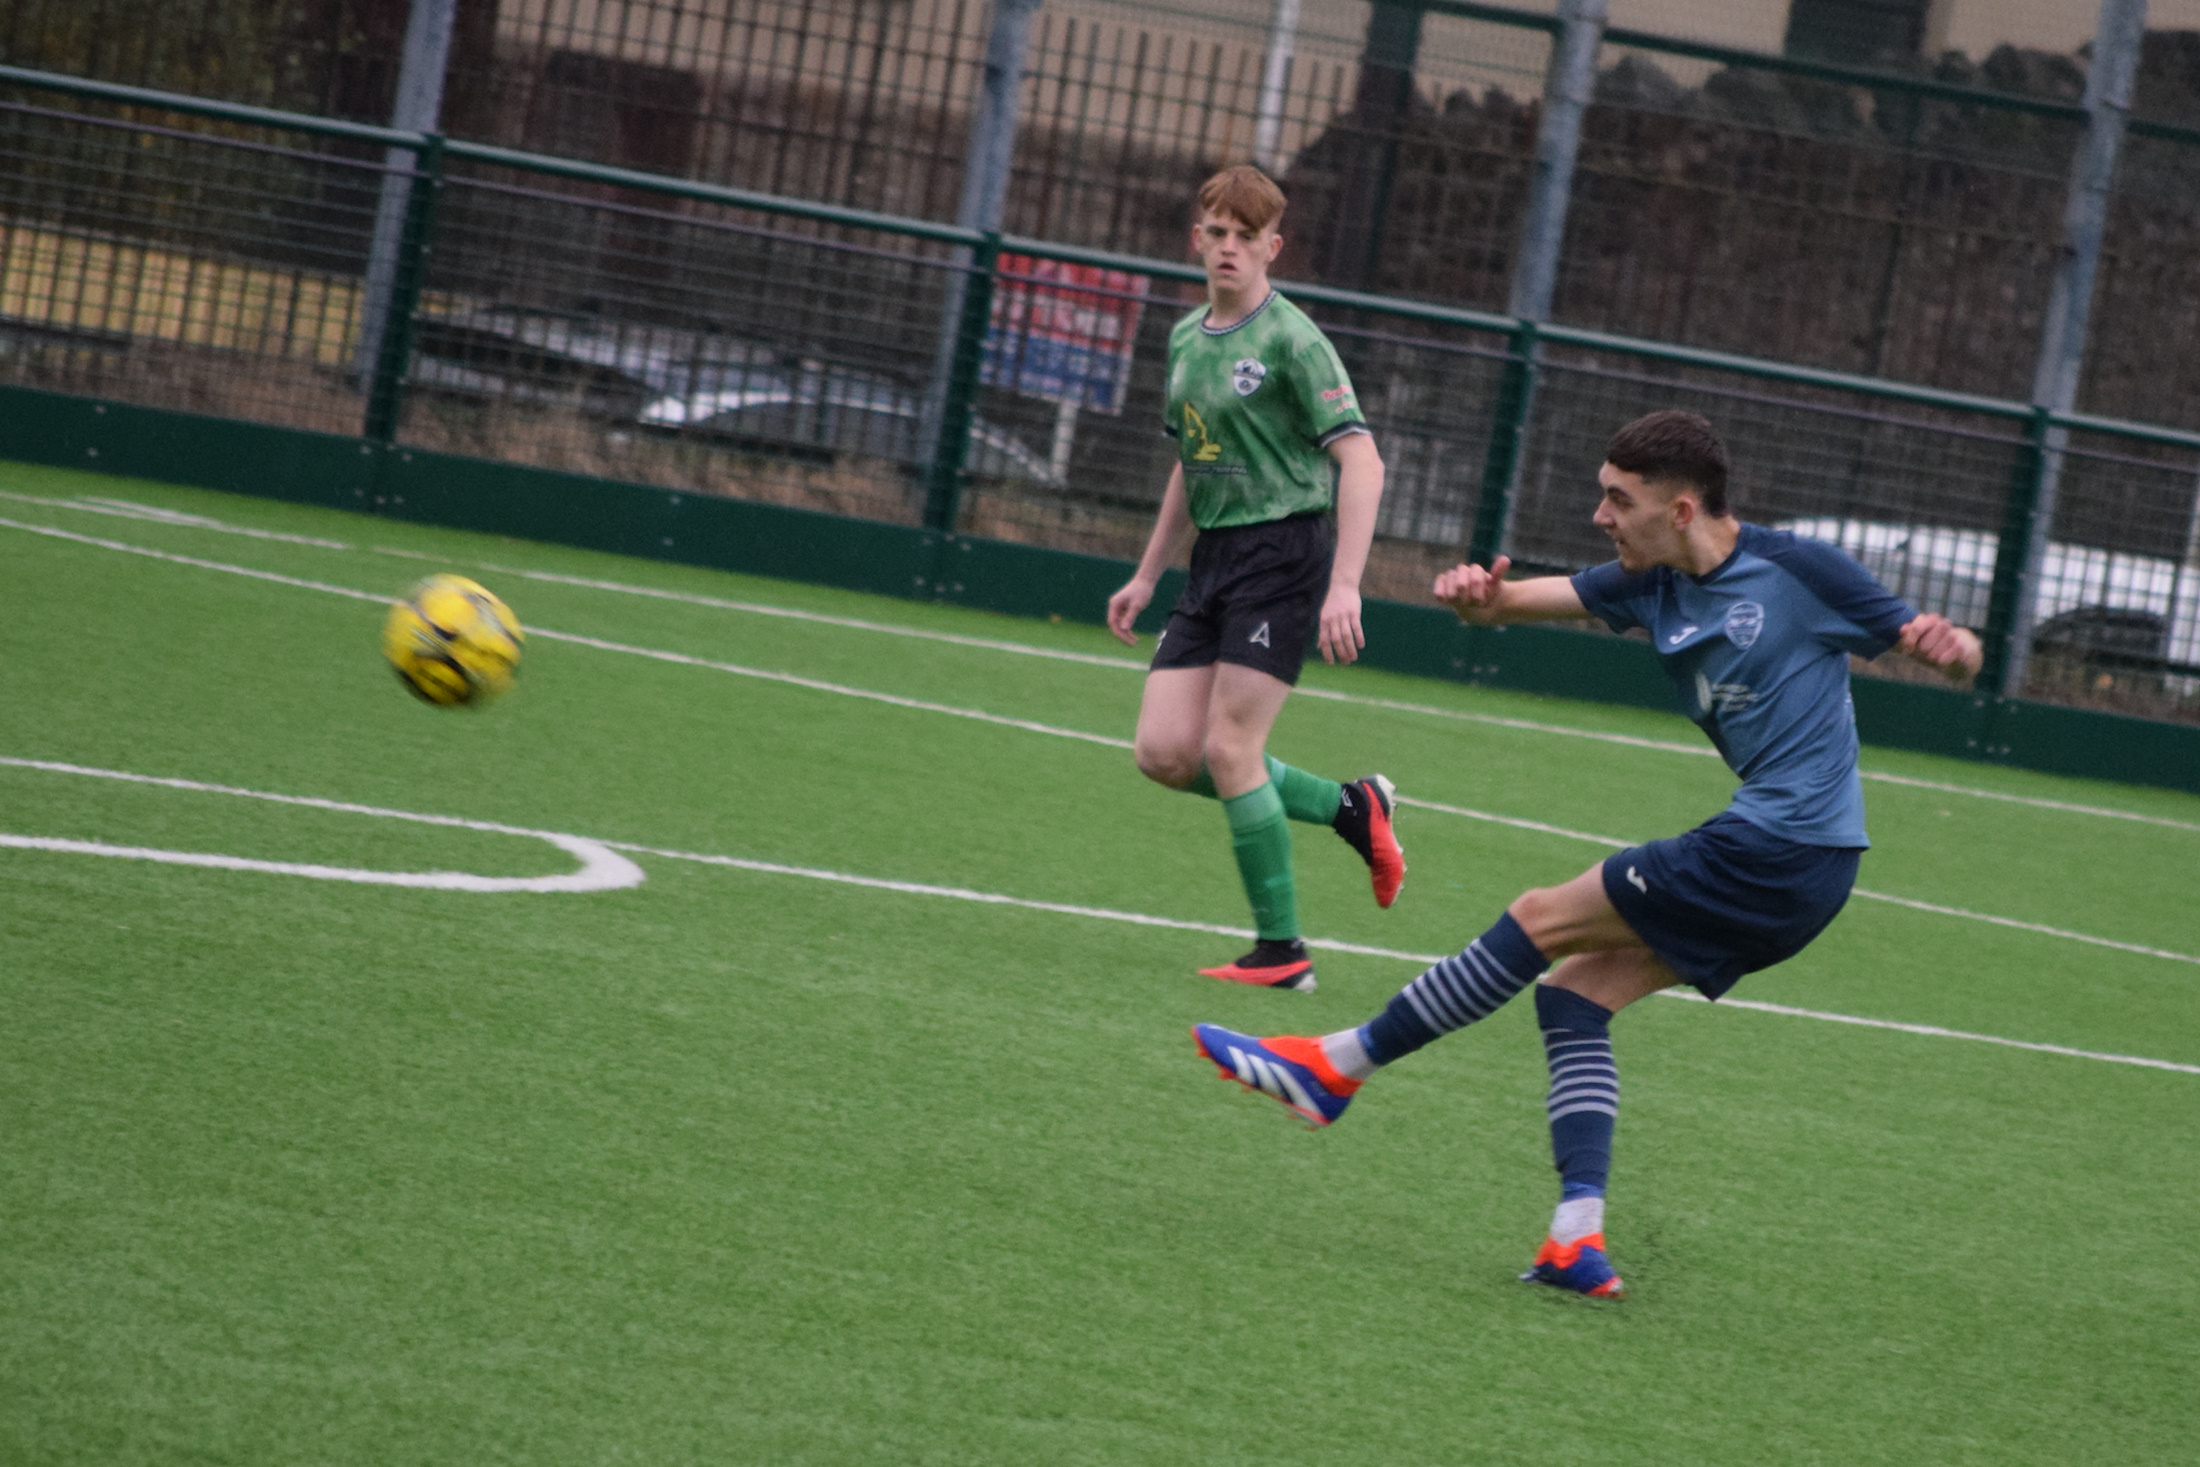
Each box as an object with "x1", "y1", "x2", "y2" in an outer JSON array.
[
  {"x1": 1190, "y1": 1025, "x2": 1360, "y2": 1127},
  {"x1": 1521, "y1": 1233, "x2": 1625, "y2": 1298}
]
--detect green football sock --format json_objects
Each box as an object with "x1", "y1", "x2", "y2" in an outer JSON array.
[
  {"x1": 1222, "y1": 783, "x2": 1298, "y2": 940},
  {"x1": 1177, "y1": 759, "x2": 1339, "y2": 824},
  {"x1": 1266, "y1": 755, "x2": 1344, "y2": 824}
]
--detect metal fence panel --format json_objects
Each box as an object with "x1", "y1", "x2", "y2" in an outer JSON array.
[
  {"x1": 1515, "y1": 353, "x2": 2029, "y2": 617},
  {"x1": 2031, "y1": 431, "x2": 2200, "y2": 709},
  {"x1": 403, "y1": 157, "x2": 984, "y2": 528},
  {"x1": 0, "y1": 93, "x2": 381, "y2": 436},
  {"x1": 0, "y1": 64, "x2": 2195, "y2": 727},
  {"x1": 1557, "y1": 45, "x2": 2081, "y2": 398},
  {"x1": 2081, "y1": 131, "x2": 2200, "y2": 430},
  {"x1": 965, "y1": 282, "x2": 1513, "y2": 603}
]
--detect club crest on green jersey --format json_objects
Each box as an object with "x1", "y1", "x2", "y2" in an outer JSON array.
[{"x1": 1231, "y1": 358, "x2": 1267, "y2": 396}]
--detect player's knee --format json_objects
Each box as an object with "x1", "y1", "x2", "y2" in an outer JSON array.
[
  {"x1": 1507, "y1": 886, "x2": 1565, "y2": 950},
  {"x1": 1134, "y1": 739, "x2": 1201, "y2": 789},
  {"x1": 1200, "y1": 729, "x2": 1261, "y2": 783}
]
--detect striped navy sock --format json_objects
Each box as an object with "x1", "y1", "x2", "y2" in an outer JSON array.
[
  {"x1": 1358, "y1": 911, "x2": 1547, "y2": 1065},
  {"x1": 1535, "y1": 983, "x2": 1618, "y2": 1198}
]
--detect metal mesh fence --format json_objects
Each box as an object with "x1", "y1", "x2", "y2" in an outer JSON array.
[
  {"x1": 0, "y1": 92, "x2": 381, "y2": 435},
  {"x1": 486, "y1": 0, "x2": 984, "y2": 222},
  {"x1": 0, "y1": 60, "x2": 2197, "y2": 727},
  {"x1": 1516, "y1": 352, "x2": 2029, "y2": 625},
  {"x1": 1557, "y1": 46, "x2": 2080, "y2": 398},
  {"x1": 2033, "y1": 431, "x2": 2200, "y2": 709},
  {"x1": 964, "y1": 282, "x2": 1514, "y2": 603},
  {"x1": 405, "y1": 157, "x2": 981, "y2": 527},
  {"x1": 12, "y1": 4, "x2": 2194, "y2": 411},
  {"x1": 1506, "y1": 352, "x2": 2200, "y2": 719},
  {"x1": 2083, "y1": 130, "x2": 2200, "y2": 430}
]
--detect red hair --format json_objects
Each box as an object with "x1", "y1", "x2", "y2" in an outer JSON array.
[{"x1": 1196, "y1": 164, "x2": 1286, "y2": 232}]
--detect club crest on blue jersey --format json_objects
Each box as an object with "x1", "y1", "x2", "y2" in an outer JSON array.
[
  {"x1": 1231, "y1": 358, "x2": 1267, "y2": 396},
  {"x1": 1725, "y1": 600, "x2": 1765, "y2": 648}
]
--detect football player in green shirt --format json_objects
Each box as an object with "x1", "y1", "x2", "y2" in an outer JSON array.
[{"x1": 1105, "y1": 165, "x2": 1404, "y2": 992}]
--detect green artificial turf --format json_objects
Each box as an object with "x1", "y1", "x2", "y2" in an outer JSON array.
[{"x1": 1, "y1": 462, "x2": 2196, "y2": 1463}]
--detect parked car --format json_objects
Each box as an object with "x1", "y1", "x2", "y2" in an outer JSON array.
[
  {"x1": 408, "y1": 304, "x2": 1056, "y2": 484},
  {"x1": 1779, "y1": 515, "x2": 2200, "y2": 685}
]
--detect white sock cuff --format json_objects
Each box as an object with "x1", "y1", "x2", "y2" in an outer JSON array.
[
  {"x1": 1552, "y1": 1195, "x2": 1605, "y2": 1245},
  {"x1": 1320, "y1": 1027, "x2": 1377, "y2": 1082}
]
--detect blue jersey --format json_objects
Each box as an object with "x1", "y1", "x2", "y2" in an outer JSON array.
[{"x1": 1571, "y1": 524, "x2": 1914, "y2": 847}]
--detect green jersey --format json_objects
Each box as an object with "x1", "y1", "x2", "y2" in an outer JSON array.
[{"x1": 1163, "y1": 290, "x2": 1369, "y2": 529}]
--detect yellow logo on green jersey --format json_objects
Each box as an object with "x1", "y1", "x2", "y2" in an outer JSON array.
[{"x1": 1182, "y1": 401, "x2": 1223, "y2": 461}]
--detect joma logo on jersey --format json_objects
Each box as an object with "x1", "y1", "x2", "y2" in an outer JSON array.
[{"x1": 1231, "y1": 358, "x2": 1267, "y2": 396}]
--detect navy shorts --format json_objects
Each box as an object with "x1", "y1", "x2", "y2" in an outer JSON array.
[
  {"x1": 1150, "y1": 512, "x2": 1333, "y2": 686},
  {"x1": 1601, "y1": 811, "x2": 1861, "y2": 1000}
]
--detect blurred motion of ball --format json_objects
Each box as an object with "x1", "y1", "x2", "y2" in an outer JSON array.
[{"x1": 382, "y1": 574, "x2": 524, "y2": 707}]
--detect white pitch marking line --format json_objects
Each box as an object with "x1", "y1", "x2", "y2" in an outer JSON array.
[
  {"x1": 466, "y1": 553, "x2": 2200, "y2": 830},
  {"x1": 0, "y1": 490, "x2": 351, "y2": 547},
  {"x1": 0, "y1": 832, "x2": 642, "y2": 892},
  {"x1": 1393, "y1": 794, "x2": 1633, "y2": 848},
  {"x1": 1853, "y1": 769, "x2": 2200, "y2": 831},
  {"x1": 0, "y1": 756, "x2": 644, "y2": 893},
  {"x1": 4, "y1": 753, "x2": 2191, "y2": 1075},
  {"x1": 1657, "y1": 990, "x2": 2200, "y2": 1075},
  {"x1": 4, "y1": 515, "x2": 2195, "y2": 966},
  {"x1": 1844, "y1": 889, "x2": 2200, "y2": 966},
  {"x1": 409, "y1": 539, "x2": 2200, "y2": 834},
  {"x1": 531, "y1": 629, "x2": 1135, "y2": 750},
  {"x1": 0, "y1": 516, "x2": 1133, "y2": 754},
  {"x1": 0, "y1": 515, "x2": 394, "y2": 603},
  {"x1": 1393, "y1": 794, "x2": 2200, "y2": 967},
  {"x1": 603, "y1": 841, "x2": 1434, "y2": 964},
  {"x1": 36, "y1": 495, "x2": 2200, "y2": 834},
  {"x1": 616, "y1": 839, "x2": 2199, "y2": 1076},
  {"x1": 469, "y1": 562, "x2": 1147, "y2": 670}
]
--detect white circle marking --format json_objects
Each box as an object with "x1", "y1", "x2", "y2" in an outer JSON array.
[{"x1": 0, "y1": 757, "x2": 644, "y2": 894}]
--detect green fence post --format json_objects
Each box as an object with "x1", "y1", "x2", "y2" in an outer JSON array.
[
  {"x1": 1467, "y1": 319, "x2": 1538, "y2": 568},
  {"x1": 1980, "y1": 405, "x2": 2053, "y2": 696},
  {"x1": 362, "y1": 133, "x2": 444, "y2": 446},
  {"x1": 922, "y1": 230, "x2": 1000, "y2": 534}
]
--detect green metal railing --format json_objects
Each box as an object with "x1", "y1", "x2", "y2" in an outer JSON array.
[{"x1": 2, "y1": 62, "x2": 2197, "y2": 726}]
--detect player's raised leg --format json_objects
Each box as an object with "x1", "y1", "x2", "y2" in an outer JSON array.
[
  {"x1": 1191, "y1": 859, "x2": 1672, "y2": 1290},
  {"x1": 1134, "y1": 667, "x2": 1403, "y2": 911}
]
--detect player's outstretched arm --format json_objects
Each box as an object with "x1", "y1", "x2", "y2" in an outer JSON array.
[
  {"x1": 1107, "y1": 463, "x2": 1196, "y2": 645},
  {"x1": 1433, "y1": 556, "x2": 1589, "y2": 625},
  {"x1": 1316, "y1": 432, "x2": 1384, "y2": 665},
  {"x1": 1895, "y1": 613, "x2": 1984, "y2": 683}
]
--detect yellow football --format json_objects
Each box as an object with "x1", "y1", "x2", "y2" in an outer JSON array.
[{"x1": 382, "y1": 574, "x2": 524, "y2": 707}]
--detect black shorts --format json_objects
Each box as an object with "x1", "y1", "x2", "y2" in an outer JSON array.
[
  {"x1": 1150, "y1": 512, "x2": 1333, "y2": 686},
  {"x1": 1601, "y1": 811, "x2": 1862, "y2": 1000}
]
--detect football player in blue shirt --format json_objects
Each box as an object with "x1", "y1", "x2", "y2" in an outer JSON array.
[{"x1": 1189, "y1": 410, "x2": 1982, "y2": 1297}]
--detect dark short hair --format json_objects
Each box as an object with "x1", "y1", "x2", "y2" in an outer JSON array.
[
  {"x1": 1606, "y1": 410, "x2": 1730, "y2": 515},
  {"x1": 1196, "y1": 164, "x2": 1286, "y2": 232}
]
